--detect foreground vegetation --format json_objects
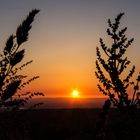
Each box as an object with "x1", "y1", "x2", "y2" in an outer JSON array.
[
  {"x1": 0, "y1": 108, "x2": 139, "y2": 140},
  {"x1": 0, "y1": 9, "x2": 44, "y2": 111}
]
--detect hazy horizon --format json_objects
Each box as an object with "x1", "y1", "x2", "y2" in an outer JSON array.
[{"x1": 26, "y1": 97, "x2": 106, "y2": 109}]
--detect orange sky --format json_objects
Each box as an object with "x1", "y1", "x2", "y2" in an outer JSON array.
[{"x1": 1, "y1": 0, "x2": 140, "y2": 98}]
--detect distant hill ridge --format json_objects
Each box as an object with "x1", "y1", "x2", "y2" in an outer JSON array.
[{"x1": 25, "y1": 98, "x2": 106, "y2": 109}]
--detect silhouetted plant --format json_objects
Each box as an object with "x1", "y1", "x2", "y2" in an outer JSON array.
[
  {"x1": 95, "y1": 13, "x2": 140, "y2": 140},
  {"x1": 95, "y1": 13, "x2": 140, "y2": 111},
  {"x1": 0, "y1": 9, "x2": 44, "y2": 111}
]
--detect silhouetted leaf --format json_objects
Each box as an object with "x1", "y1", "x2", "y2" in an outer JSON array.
[
  {"x1": 10, "y1": 49, "x2": 25, "y2": 67},
  {"x1": 1, "y1": 80, "x2": 21, "y2": 101},
  {"x1": 137, "y1": 75, "x2": 140, "y2": 81},
  {"x1": 16, "y1": 9, "x2": 40, "y2": 46},
  {"x1": 4, "y1": 35, "x2": 14, "y2": 55}
]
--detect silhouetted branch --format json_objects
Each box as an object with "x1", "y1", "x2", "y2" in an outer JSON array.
[
  {"x1": 95, "y1": 13, "x2": 140, "y2": 110},
  {"x1": 0, "y1": 9, "x2": 44, "y2": 111}
]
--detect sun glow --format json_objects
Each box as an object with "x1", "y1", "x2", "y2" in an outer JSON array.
[{"x1": 72, "y1": 89, "x2": 80, "y2": 98}]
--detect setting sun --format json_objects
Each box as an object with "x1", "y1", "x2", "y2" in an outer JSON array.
[{"x1": 72, "y1": 89, "x2": 80, "y2": 98}]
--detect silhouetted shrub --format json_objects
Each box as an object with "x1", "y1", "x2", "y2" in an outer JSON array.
[
  {"x1": 0, "y1": 9, "x2": 44, "y2": 111},
  {"x1": 95, "y1": 13, "x2": 140, "y2": 111},
  {"x1": 95, "y1": 13, "x2": 140, "y2": 140}
]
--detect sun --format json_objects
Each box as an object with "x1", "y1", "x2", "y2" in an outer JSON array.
[{"x1": 72, "y1": 89, "x2": 80, "y2": 98}]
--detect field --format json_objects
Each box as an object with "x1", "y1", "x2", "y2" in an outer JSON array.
[{"x1": 0, "y1": 108, "x2": 140, "y2": 140}]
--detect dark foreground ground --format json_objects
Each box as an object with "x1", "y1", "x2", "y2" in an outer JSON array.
[{"x1": 0, "y1": 108, "x2": 140, "y2": 140}]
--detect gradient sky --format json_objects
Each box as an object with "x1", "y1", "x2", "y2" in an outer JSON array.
[{"x1": 0, "y1": 0, "x2": 140, "y2": 98}]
